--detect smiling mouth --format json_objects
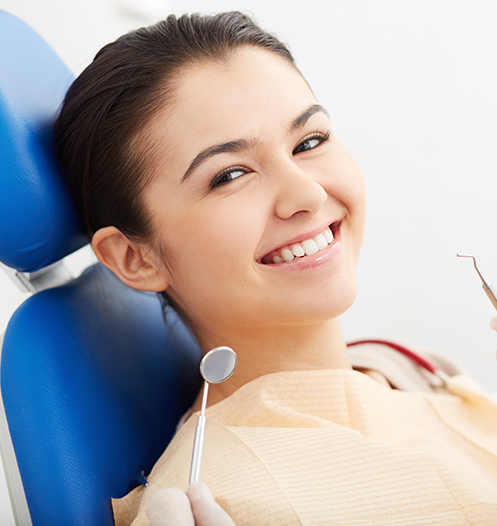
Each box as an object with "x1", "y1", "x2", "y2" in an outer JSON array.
[{"x1": 260, "y1": 222, "x2": 340, "y2": 265}]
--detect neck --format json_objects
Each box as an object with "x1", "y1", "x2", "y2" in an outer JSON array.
[{"x1": 190, "y1": 317, "x2": 350, "y2": 412}]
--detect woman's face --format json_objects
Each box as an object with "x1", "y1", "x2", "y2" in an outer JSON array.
[{"x1": 143, "y1": 47, "x2": 366, "y2": 341}]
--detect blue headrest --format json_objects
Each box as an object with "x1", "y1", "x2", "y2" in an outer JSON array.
[
  {"x1": 0, "y1": 11, "x2": 87, "y2": 272},
  {"x1": 2, "y1": 263, "x2": 202, "y2": 525}
]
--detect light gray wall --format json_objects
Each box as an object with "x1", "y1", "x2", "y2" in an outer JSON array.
[{"x1": 2, "y1": 0, "x2": 497, "y2": 390}]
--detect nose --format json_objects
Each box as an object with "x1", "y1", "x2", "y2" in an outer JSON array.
[{"x1": 272, "y1": 161, "x2": 328, "y2": 220}]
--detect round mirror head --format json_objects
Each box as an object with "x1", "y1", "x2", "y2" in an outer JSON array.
[{"x1": 200, "y1": 346, "x2": 237, "y2": 384}]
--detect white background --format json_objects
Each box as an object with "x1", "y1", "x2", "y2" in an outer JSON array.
[{"x1": 1, "y1": 0, "x2": 497, "y2": 522}]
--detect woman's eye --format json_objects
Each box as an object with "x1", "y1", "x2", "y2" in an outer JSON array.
[
  {"x1": 210, "y1": 166, "x2": 247, "y2": 189},
  {"x1": 293, "y1": 131, "x2": 331, "y2": 155}
]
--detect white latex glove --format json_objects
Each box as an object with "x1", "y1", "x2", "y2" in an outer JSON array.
[
  {"x1": 491, "y1": 316, "x2": 497, "y2": 332},
  {"x1": 147, "y1": 482, "x2": 236, "y2": 526}
]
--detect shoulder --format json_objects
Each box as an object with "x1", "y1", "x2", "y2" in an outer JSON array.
[{"x1": 347, "y1": 340, "x2": 464, "y2": 392}]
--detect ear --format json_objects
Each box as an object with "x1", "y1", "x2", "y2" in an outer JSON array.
[{"x1": 91, "y1": 226, "x2": 169, "y2": 292}]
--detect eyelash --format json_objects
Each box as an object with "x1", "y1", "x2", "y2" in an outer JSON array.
[
  {"x1": 209, "y1": 130, "x2": 331, "y2": 190},
  {"x1": 292, "y1": 130, "x2": 331, "y2": 154},
  {"x1": 209, "y1": 166, "x2": 248, "y2": 190}
]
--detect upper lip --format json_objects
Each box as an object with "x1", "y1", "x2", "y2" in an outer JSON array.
[{"x1": 257, "y1": 219, "x2": 341, "y2": 263}]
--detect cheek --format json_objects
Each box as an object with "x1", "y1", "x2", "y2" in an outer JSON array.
[
  {"x1": 329, "y1": 151, "x2": 366, "y2": 224},
  {"x1": 161, "y1": 196, "x2": 266, "y2": 286},
  {"x1": 345, "y1": 178, "x2": 367, "y2": 261},
  {"x1": 321, "y1": 153, "x2": 366, "y2": 260},
  {"x1": 314, "y1": 141, "x2": 366, "y2": 213},
  {"x1": 160, "y1": 202, "x2": 266, "y2": 331}
]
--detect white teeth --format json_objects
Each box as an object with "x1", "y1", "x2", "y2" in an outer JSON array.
[
  {"x1": 314, "y1": 233, "x2": 327, "y2": 250},
  {"x1": 269, "y1": 225, "x2": 337, "y2": 264},
  {"x1": 281, "y1": 248, "x2": 294, "y2": 262},
  {"x1": 291, "y1": 244, "x2": 305, "y2": 257},
  {"x1": 302, "y1": 239, "x2": 318, "y2": 256}
]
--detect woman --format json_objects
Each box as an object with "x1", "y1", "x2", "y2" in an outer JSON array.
[{"x1": 54, "y1": 12, "x2": 497, "y2": 525}]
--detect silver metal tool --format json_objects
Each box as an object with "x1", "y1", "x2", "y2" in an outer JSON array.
[
  {"x1": 457, "y1": 253, "x2": 497, "y2": 311},
  {"x1": 189, "y1": 346, "x2": 237, "y2": 484}
]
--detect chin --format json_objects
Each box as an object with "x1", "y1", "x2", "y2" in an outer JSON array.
[
  {"x1": 272, "y1": 275, "x2": 359, "y2": 326},
  {"x1": 316, "y1": 279, "x2": 358, "y2": 321}
]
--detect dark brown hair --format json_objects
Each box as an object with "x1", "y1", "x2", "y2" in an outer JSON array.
[{"x1": 54, "y1": 11, "x2": 294, "y2": 246}]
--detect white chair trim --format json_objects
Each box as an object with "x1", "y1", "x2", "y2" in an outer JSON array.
[{"x1": 0, "y1": 331, "x2": 33, "y2": 526}]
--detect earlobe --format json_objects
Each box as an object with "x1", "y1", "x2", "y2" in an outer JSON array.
[{"x1": 91, "y1": 226, "x2": 170, "y2": 292}]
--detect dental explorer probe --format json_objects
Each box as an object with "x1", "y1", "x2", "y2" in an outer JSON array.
[
  {"x1": 456, "y1": 253, "x2": 497, "y2": 312},
  {"x1": 189, "y1": 346, "x2": 237, "y2": 484}
]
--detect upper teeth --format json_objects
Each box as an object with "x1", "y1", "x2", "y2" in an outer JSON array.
[{"x1": 272, "y1": 227, "x2": 334, "y2": 264}]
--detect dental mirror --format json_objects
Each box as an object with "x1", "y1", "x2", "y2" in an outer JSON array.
[
  {"x1": 189, "y1": 346, "x2": 237, "y2": 483},
  {"x1": 200, "y1": 346, "x2": 238, "y2": 384}
]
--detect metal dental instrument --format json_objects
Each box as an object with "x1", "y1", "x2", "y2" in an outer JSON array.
[
  {"x1": 457, "y1": 253, "x2": 497, "y2": 312},
  {"x1": 189, "y1": 346, "x2": 237, "y2": 484}
]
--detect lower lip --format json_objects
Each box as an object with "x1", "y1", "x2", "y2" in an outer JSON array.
[{"x1": 258, "y1": 234, "x2": 343, "y2": 272}]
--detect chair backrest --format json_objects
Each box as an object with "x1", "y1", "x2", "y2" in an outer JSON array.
[
  {"x1": 0, "y1": 11, "x2": 85, "y2": 273},
  {"x1": 0, "y1": 11, "x2": 202, "y2": 525}
]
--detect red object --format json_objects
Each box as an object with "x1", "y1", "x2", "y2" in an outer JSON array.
[{"x1": 347, "y1": 339, "x2": 439, "y2": 375}]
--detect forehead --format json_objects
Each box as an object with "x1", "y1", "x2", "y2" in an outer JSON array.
[
  {"x1": 152, "y1": 47, "x2": 317, "y2": 158},
  {"x1": 175, "y1": 46, "x2": 306, "y2": 97}
]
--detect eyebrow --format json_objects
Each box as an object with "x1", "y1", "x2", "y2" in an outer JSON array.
[
  {"x1": 181, "y1": 139, "x2": 251, "y2": 182},
  {"x1": 289, "y1": 104, "x2": 329, "y2": 132},
  {"x1": 181, "y1": 104, "x2": 329, "y2": 182}
]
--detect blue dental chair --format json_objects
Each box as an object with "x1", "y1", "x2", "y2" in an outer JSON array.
[{"x1": 0, "y1": 11, "x2": 202, "y2": 526}]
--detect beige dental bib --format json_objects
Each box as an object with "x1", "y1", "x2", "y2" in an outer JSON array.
[{"x1": 113, "y1": 346, "x2": 497, "y2": 526}]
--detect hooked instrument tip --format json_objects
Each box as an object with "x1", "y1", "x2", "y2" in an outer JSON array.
[
  {"x1": 457, "y1": 252, "x2": 497, "y2": 312},
  {"x1": 456, "y1": 253, "x2": 486, "y2": 284}
]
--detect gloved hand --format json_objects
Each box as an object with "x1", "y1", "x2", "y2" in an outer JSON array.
[
  {"x1": 147, "y1": 481, "x2": 236, "y2": 526},
  {"x1": 490, "y1": 317, "x2": 497, "y2": 360}
]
